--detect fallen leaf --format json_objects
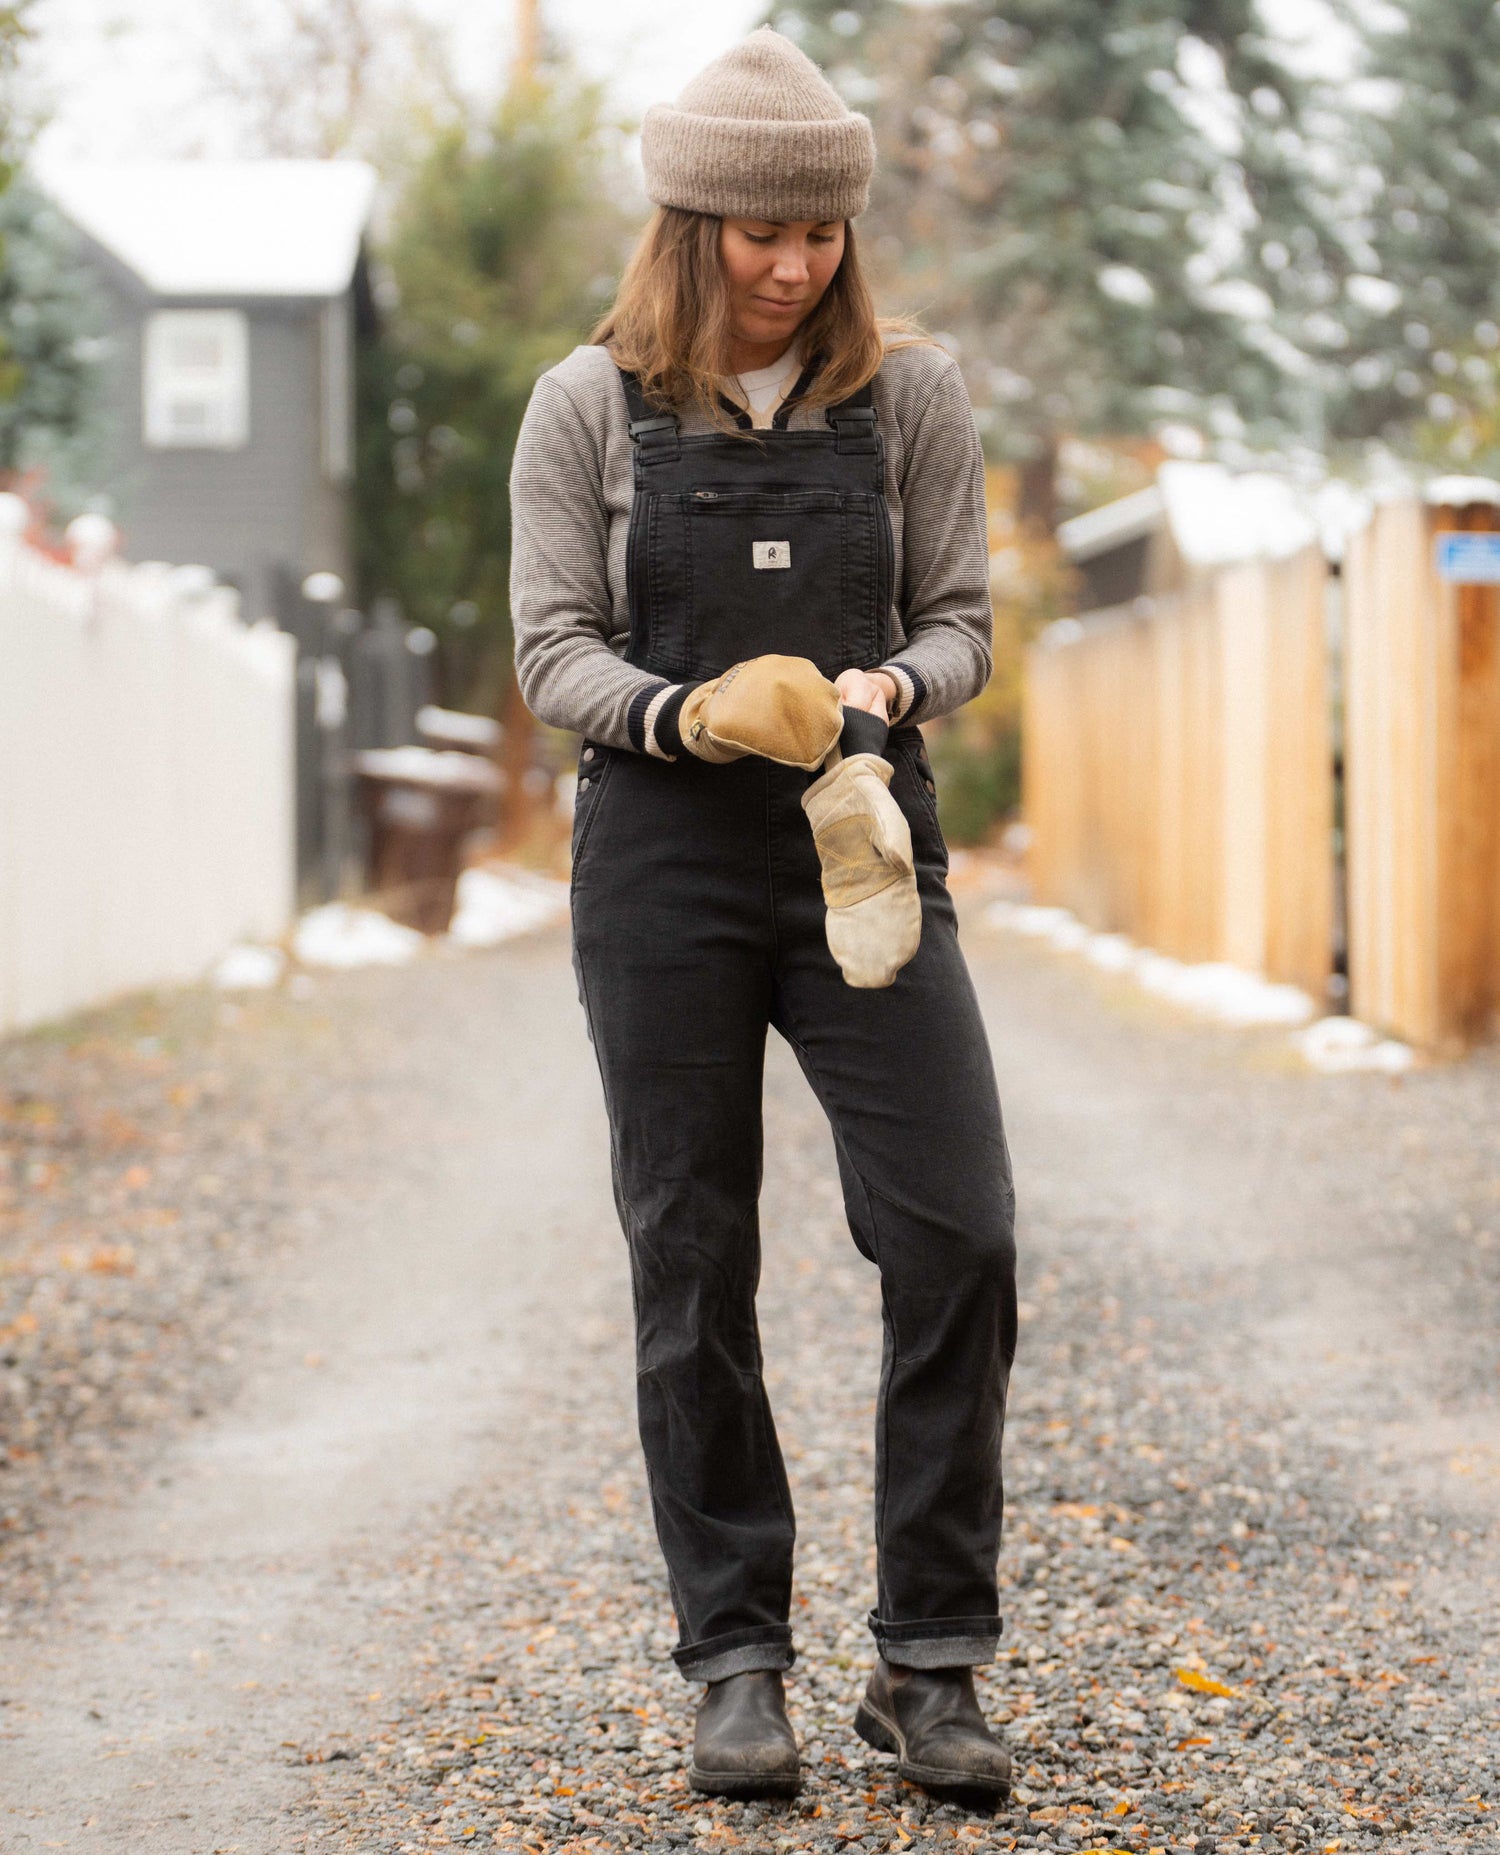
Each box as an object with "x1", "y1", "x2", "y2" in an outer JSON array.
[
  {"x1": 1174, "y1": 1735, "x2": 1214, "y2": 1750},
  {"x1": 1175, "y1": 1667, "x2": 1236, "y2": 1698}
]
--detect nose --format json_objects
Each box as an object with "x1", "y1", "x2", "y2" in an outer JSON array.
[{"x1": 772, "y1": 245, "x2": 810, "y2": 285}]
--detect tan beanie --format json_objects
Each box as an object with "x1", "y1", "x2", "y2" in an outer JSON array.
[{"x1": 641, "y1": 26, "x2": 875, "y2": 223}]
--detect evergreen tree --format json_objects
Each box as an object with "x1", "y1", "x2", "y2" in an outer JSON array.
[
  {"x1": 0, "y1": 6, "x2": 104, "y2": 511},
  {"x1": 1328, "y1": 0, "x2": 1500, "y2": 453},
  {"x1": 768, "y1": 1, "x2": 1351, "y2": 528},
  {"x1": 0, "y1": 180, "x2": 106, "y2": 505},
  {"x1": 354, "y1": 70, "x2": 636, "y2": 711}
]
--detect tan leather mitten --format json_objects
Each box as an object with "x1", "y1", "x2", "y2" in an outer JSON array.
[
  {"x1": 678, "y1": 655, "x2": 843, "y2": 771},
  {"x1": 801, "y1": 751, "x2": 922, "y2": 988}
]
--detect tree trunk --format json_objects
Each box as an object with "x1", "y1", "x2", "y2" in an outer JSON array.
[{"x1": 1016, "y1": 434, "x2": 1060, "y2": 537}]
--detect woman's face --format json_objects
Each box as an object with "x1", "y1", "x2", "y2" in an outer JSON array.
[{"x1": 718, "y1": 217, "x2": 846, "y2": 353}]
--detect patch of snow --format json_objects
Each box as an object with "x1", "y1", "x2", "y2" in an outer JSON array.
[
  {"x1": 1423, "y1": 475, "x2": 1500, "y2": 508},
  {"x1": 1098, "y1": 264, "x2": 1156, "y2": 308},
  {"x1": 1134, "y1": 955, "x2": 1316, "y2": 1025},
  {"x1": 1158, "y1": 460, "x2": 1318, "y2": 566},
  {"x1": 1294, "y1": 1015, "x2": 1414, "y2": 1073},
  {"x1": 1312, "y1": 478, "x2": 1373, "y2": 563},
  {"x1": 1083, "y1": 933, "x2": 1136, "y2": 973},
  {"x1": 417, "y1": 705, "x2": 501, "y2": 751},
  {"x1": 446, "y1": 868, "x2": 569, "y2": 949},
  {"x1": 987, "y1": 901, "x2": 1073, "y2": 938},
  {"x1": 987, "y1": 901, "x2": 1317, "y2": 1026},
  {"x1": 212, "y1": 944, "x2": 285, "y2": 991},
  {"x1": 294, "y1": 903, "x2": 425, "y2": 969},
  {"x1": 1345, "y1": 273, "x2": 1401, "y2": 315},
  {"x1": 353, "y1": 746, "x2": 500, "y2": 792}
]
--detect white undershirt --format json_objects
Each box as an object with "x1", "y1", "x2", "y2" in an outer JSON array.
[{"x1": 726, "y1": 340, "x2": 804, "y2": 428}]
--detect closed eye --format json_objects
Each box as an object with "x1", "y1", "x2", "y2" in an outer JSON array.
[{"x1": 743, "y1": 230, "x2": 840, "y2": 245}]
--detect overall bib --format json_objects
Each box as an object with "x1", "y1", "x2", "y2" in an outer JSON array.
[{"x1": 569, "y1": 361, "x2": 1019, "y2": 1684}]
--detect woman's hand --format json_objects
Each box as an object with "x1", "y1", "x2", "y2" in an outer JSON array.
[{"x1": 835, "y1": 668, "x2": 898, "y2": 719}]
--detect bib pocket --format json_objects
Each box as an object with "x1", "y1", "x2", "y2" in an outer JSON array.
[{"x1": 634, "y1": 488, "x2": 890, "y2": 681}]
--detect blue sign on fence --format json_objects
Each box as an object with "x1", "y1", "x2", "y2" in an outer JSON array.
[{"x1": 1434, "y1": 531, "x2": 1500, "y2": 583}]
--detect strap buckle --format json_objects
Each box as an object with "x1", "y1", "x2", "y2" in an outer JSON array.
[
  {"x1": 826, "y1": 403, "x2": 878, "y2": 453},
  {"x1": 628, "y1": 414, "x2": 679, "y2": 445}
]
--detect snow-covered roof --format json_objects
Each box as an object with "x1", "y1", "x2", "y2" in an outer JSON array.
[
  {"x1": 1060, "y1": 462, "x2": 1319, "y2": 572},
  {"x1": 1157, "y1": 461, "x2": 1318, "y2": 566},
  {"x1": 1056, "y1": 484, "x2": 1165, "y2": 562},
  {"x1": 37, "y1": 159, "x2": 377, "y2": 299}
]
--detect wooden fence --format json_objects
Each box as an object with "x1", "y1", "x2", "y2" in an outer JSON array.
[
  {"x1": 0, "y1": 499, "x2": 296, "y2": 1035},
  {"x1": 1343, "y1": 494, "x2": 1500, "y2": 1050},
  {"x1": 1023, "y1": 543, "x2": 1334, "y2": 999}
]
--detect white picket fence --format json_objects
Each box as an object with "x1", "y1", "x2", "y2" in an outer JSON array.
[{"x1": 0, "y1": 498, "x2": 296, "y2": 1035}]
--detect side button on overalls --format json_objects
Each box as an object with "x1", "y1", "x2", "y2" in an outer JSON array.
[{"x1": 569, "y1": 359, "x2": 1018, "y2": 1684}]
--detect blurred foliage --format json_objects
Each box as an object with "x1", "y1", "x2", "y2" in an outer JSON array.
[
  {"x1": 1411, "y1": 339, "x2": 1500, "y2": 475},
  {"x1": 767, "y1": 0, "x2": 1352, "y2": 529},
  {"x1": 930, "y1": 510, "x2": 1077, "y2": 843},
  {"x1": 0, "y1": 0, "x2": 33, "y2": 405},
  {"x1": 0, "y1": 180, "x2": 106, "y2": 501},
  {"x1": 1331, "y1": 0, "x2": 1500, "y2": 454},
  {"x1": 0, "y1": 5, "x2": 102, "y2": 510},
  {"x1": 354, "y1": 71, "x2": 636, "y2": 712}
]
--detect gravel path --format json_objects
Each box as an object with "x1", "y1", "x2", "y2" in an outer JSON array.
[{"x1": 3, "y1": 892, "x2": 1499, "y2": 1853}]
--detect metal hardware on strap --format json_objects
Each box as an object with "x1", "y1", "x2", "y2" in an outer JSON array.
[
  {"x1": 627, "y1": 414, "x2": 679, "y2": 445},
  {"x1": 826, "y1": 403, "x2": 879, "y2": 452}
]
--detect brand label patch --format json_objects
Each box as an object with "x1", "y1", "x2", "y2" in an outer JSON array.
[{"x1": 752, "y1": 540, "x2": 791, "y2": 570}]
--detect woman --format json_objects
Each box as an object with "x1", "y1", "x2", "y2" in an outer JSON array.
[{"x1": 510, "y1": 25, "x2": 1018, "y2": 1804}]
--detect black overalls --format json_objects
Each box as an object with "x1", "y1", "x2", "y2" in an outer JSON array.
[{"x1": 569, "y1": 358, "x2": 1018, "y2": 1684}]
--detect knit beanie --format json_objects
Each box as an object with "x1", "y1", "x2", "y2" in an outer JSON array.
[{"x1": 641, "y1": 26, "x2": 875, "y2": 223}]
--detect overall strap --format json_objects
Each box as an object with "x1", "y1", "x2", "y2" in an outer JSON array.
[
  {"x1": 823, "y1": 376, "x2": 879, "y2": 454},
  {"x1": 618, "y1": 366, "x2": 755, "y2": 446},
  {"x1": 769, "y1": 355, "x2": 880, "y2": 445},
  {"x1": 618, "y1": 367, "x2": 679, "y2": 451}
]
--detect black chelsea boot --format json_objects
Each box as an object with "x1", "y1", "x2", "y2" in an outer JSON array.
[
  {"x1": 688, "y1": 1668, "x2": 802, "y2": 1798},
  {"x1": 854, "y1": 1658, "x2": 1012, "y2": 1799}
]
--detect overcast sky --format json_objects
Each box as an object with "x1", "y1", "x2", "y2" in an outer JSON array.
[
  {"x1": 23, "y1": 0, "x2": 766, "y2": 162},
  {"x1": 22, "y1": 0, "x2": 1352, "y2": 165}
]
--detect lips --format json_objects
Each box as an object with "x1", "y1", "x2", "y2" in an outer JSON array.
[{"x1": 753, "y1": 296, "x2": 804, "y2": 313}]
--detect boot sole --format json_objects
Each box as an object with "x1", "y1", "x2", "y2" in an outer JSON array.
[
  {"x1": 687, "y1": 1761, "x2": 802, "y2": 1799},
  {"x1": 853, "y1": 1699, "x2": 1011, "y2": 1801}
]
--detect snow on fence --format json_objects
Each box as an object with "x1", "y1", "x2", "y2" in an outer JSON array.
[
  {"x1": 1343, "y1": 489, "x2": 1500, "y2": 1051},
  {"x1": 0, "y1": 498, "x2": 296, "y2": 1035},
  {"x1": 1023, "y1": 537, "x2": 1334, "y2": 1001}
]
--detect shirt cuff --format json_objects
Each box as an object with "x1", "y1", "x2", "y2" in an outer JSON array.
[
  {"x1": 878, "y1": 663, "x2": 927, "y2": 724},
  {"x1": 643, "y1": 681, "x2": 705, "y2": 760},
  {"x1": 627, "y1": 679, "x2": 672, "y2": 755},
  {"x1": 642, "y1": 683, "x2": 680, "y2": 759}
]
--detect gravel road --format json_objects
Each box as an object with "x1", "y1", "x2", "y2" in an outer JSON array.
[{"x1": 2, "y1": 890, "x2": 1498, "y2": 1854}]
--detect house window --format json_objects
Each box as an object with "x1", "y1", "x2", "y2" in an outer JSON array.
[{"x1": 142, "y1": 309, "x2": 249, "y2": 448}]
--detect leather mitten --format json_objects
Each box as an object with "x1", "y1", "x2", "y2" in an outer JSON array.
[
  {"x1": 677, "y1": 655, "x2": 842, "y2": 770},
  {"x1": 801, "y1": 749, "x2": 922, "y2": 988}
]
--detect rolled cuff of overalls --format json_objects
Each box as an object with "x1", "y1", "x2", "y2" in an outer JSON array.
[
  {"x1": 867, "y1": 1610, "x2": 1001, "y2": 1669},
  {"x1": 671, "y1": 1623, "x2": 797, "y2": 1683}
]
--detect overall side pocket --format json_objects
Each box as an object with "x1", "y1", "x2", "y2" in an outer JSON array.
[
  {"x1": 891, "y1": 732, "x2": 948, "y2": 873},
  {"x1": 570, "y1": 743, "x2": 617, "y2": 888}
]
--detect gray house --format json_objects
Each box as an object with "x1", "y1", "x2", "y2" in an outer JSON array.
[{"x1": 40, "y1": 158, "x2": 377, "y2": 623}]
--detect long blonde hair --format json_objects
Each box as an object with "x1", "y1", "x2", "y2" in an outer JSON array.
[{"x1": 590, "y1": 206, "x2": 932, "y2": 432}]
